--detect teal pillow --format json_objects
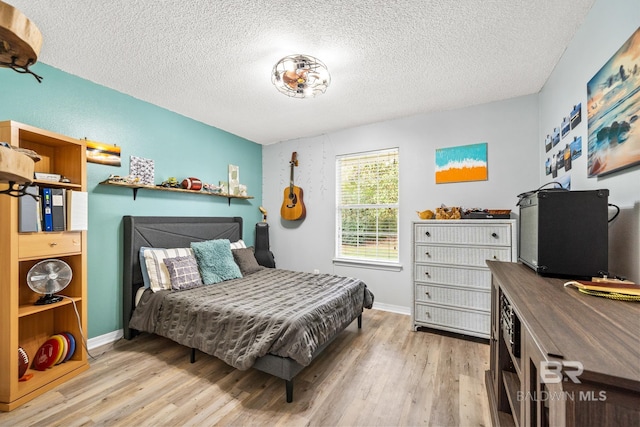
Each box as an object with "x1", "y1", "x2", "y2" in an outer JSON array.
[{"x1": 191, "y1": 239, "x2": 242, "y2": 284}]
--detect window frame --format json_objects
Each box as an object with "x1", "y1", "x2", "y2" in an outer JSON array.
[{"x1": 334, "y1": 148, "x2": 401, "y2": 271}]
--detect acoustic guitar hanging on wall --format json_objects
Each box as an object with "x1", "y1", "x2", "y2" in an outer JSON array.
[{"x1": 281, "y1": 152, "x2": 306, "y2": 221}]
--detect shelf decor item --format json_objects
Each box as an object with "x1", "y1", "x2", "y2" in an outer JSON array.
[
  {"x1": 181, "y1": 177, "x2": 202, "y2": 191},
  {"x1": 228, "y1": 164, "x2": 239, "y2": 196},
  {"x1": 18, "y1": 347, "x2": 29, "y2": 378},
  {"x1": 0, "y1": 143, "x2": 35, "y2": 197},
  {"x1": 129, "y1": 156, "x2": 154, "y2": 185},
  {"x1": 219, "y1": 181, "x2": 228, "y2": 195}
]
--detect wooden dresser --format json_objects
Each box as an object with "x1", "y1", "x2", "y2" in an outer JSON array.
[
  {"x1": 486, "y1": 261, "x2": 640, "y2": 427},
  {"x1": 412, "y1": 220, "x2": 517, "y2": 338}
]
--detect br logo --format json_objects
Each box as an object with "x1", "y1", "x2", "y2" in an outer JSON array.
[{"x1": 540, "y1": 361, "x2": 583, "y2": 384}]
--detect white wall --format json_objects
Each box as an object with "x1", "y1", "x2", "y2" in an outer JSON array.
[
  {"x1": 538, "y1": 0, "x2": 640, "y2": 282},
  {"x1": 263, "y1": 95, "x2": 539, "y2": 313}
]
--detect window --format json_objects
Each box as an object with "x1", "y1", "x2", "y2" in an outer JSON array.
[{"x1": 335, "y1": 148, "x2": 399, "y2": 265}]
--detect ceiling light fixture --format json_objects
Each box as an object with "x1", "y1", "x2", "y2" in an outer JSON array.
[{"x1": 272, "y1": 54, "x2": 330, "y2": 99}]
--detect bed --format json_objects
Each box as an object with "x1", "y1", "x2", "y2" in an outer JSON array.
[{"x1": 122, "y1": 216, "x2": 374, "y2": 402}]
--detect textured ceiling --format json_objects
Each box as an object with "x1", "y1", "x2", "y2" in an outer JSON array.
[{"x1": 7, "y1": 1, "x2": 595, "y2": 145}]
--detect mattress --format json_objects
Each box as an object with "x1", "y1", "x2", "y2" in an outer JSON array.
[{"x1": 129, "y1": 268, "x2": 374, "y2": 370}]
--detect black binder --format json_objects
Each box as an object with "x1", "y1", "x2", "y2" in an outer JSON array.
[{"x1": 51, "y1": 188, "x2": 66, "y2": 231}]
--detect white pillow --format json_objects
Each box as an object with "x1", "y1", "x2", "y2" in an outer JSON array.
[
  {"x1": 230, "y1": 239, "x2": 246, "y2": 250},
  {"x1": 143, "y1": 247, "x2": 193, "y2": 292}
]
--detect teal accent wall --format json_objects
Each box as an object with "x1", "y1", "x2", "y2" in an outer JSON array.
[{"x1": 0, "y1": 63, "x2": 263, "y2": 338}]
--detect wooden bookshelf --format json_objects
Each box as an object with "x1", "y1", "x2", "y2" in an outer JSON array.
[{"x1": 0, "y1": 121, "x2": 89, "y2": 412}]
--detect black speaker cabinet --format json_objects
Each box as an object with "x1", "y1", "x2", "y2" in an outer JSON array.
[{"x1": 518, "y1": 189, "x2": 608, "y2": 278}]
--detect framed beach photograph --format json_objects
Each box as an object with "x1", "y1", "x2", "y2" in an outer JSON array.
[
  {"x1": 586, "y1": 27, "x2": 640, "y2": 177},
  {"x1": 86, "y1": 139, "x2": 121, "y2": 166}
]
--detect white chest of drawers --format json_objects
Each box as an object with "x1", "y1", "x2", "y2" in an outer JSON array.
[{"x1": 412, "y1": 219, "x2": 517, "y2": 338}]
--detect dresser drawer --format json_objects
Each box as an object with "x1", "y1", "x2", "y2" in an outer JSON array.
[
  {"x1": 415, "y1": 244, "x2": 512, "y2": 266},
  {"x1": 414, "y1": 224, "x2": 512, "y2": 246},
  {"x1": 19, "y1": 232, "x2": 82, "y2": 259},
  {"x1": 416, "y1": 284, "x2": 490, "y2": 311},
  {"x1": 414, "y1": 264, "x2": 492, "y2": 289},
  {"x1": 414, "y1": 303, "x2": 490, "y2": 335}
]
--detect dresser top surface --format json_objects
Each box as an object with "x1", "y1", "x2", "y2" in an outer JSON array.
[{"x1": 413, "y1": 219, "x2": 516, "y2": 225}]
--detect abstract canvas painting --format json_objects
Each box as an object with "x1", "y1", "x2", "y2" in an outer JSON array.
[
  {"x1": 587, "y1": 27, "x2": 640, "y2": 177},
  {"x1": 435, "y1": 142, "x2": 488, "y2": 184}
]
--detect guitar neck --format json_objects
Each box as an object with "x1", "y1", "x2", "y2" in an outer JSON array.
[
  {"x1": 290, "y1": 164, "x2": 294, "y2": 187},
  {"x1": 289, "y1": 152, "x2": 298, "y2": 191}
]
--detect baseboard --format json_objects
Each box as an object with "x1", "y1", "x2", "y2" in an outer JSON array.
[
  {"x1": 88, "y1": 329, "x2": 123, "y2": 351},
  {"x1": 372, "y1": 302, "x2": 410, "y2": 316}
]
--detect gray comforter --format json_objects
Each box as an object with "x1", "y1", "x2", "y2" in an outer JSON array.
[{"x1": 129, "y1": 268, "x2": 374, "y2": 370}]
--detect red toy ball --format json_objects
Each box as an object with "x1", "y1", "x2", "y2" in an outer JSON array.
[
  {"x1": 18, "y1": 347, "x2": 29, "y2": 378},
  {"x1": 181, "y1": 177, "x2": 202, "y2": 191}
]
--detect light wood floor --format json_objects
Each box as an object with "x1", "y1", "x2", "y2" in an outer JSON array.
[{"x1": 0, "y1": 310, "x2": 491, "y2": 427}]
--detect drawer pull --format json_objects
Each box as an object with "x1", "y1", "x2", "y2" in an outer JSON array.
[
  {"x1": 424, "y1": 271, "x2": 430, "y2": 277},
  {"x1": 424, "y1": 252, "x2": 430, "y2": 257},
  {"x1": 425, "y1": 231, "x2": 431, "y2": 237},
  {"x1": 491, "y1": 232, "x2": 498, "y2": 238},
  {"x1": 425, "y1": 311, "x2": 431, "y2": 318},
  {"x1": 425, "y1": 291, "x2": 430, "y2": 298},
  {"x1": 493, "y1": 255, "x2": 498, "y2": 260},
  {"x1": 49, "y1": 242, "x2": 58, "y2": 247}
]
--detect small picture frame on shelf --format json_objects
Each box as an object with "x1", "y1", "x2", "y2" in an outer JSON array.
[
  {"x1": 129, "y1": 156, "x2": 154, "y2": 185},
  {"x1": 228, "y1": 164, "x2": 240, "y2": 196}
]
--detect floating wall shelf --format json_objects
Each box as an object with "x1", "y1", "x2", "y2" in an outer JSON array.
[{"x1": 99, "y1": 180, "x2": 254, "y2": 206}]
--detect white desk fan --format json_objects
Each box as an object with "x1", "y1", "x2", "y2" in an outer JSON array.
[{"x1": 26, "y1": 259, "x2": 72, "y2": 305}]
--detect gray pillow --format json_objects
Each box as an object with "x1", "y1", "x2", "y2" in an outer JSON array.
[
  {"x1": 232, "y1": 247, "x2": 263, "y2": 276},
  {"x1": 163, "y1": 255, "x2": 203, "y2": 290}
]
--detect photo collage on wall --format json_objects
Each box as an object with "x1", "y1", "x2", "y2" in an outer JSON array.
[{"x1": 543, "y1": 102, "x2": 583, "y2": 189}]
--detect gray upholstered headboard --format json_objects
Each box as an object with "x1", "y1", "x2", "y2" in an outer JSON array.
[{"x1": 122, "y1": 216, "x2": 243, "y2": 339}]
